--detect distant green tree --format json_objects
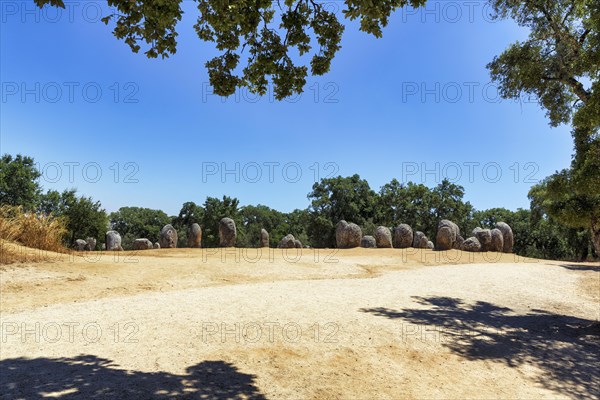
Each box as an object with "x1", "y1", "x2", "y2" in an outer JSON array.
[
  {"x1": 307, "y1": 174, "x2": 378, "y2": 247},
  {"x1": 40, "y1": 189, "x2": 108, "y2": 247},
  {"x1": 172, "y1": 201, "x2": 205, "y2": 247},
  {"x1": 240, "y1": 204, "x2": 286, "y2": 247},
  {"x1": 0, "y1": 154, "x2": 41, "y2": 210},
  {"x1": 201, "y1": 196, "x2": 241, "y2": 247},
  {"x1": 109, "y1": 206, "x2": 171, "y2": 249}
]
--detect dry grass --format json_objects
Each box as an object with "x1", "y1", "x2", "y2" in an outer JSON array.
[{"x1": 0, "y1": 205, "x2": 68, "y2": 264}]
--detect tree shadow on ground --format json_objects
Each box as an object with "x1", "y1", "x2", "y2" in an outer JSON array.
[
  {"x1": 0, "y1": 355, "x2": 266, "y2": 399},
  {"x1": 558, "y1": 263, "x2": 600, "y2": 272},
  {"x1": 361, "y1": 296, "x2": 600, "y2": 399}
]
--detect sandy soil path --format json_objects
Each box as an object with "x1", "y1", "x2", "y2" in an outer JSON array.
[{"x1": 1, "y1": 248, "x2": 598, "y2": 399}]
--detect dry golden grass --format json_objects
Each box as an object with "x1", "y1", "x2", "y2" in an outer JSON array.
[{"x1": 0, "y1": 205, "x2": 68, "y2": 264}]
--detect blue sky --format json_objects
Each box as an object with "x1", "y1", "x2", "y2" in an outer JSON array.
[{"x1": 1, "y1": 1, "x2": 573, "y2": 216}]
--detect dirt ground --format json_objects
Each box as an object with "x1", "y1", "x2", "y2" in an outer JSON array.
[{"x1": 1, "y1": 246, "x2": 598, "y2": 399}]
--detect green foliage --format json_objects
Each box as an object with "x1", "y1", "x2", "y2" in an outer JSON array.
[
  {"x1": 201, "y1": 196, "x2": 241, "y2": 247},
  {"x1": 0, "y1": 154, "x2": 42, "y2": 211},
  {"x1": 487, "y1": 0, "x2": 599, "y2": 128},
  {"x1": 35, "y1": 0, "x2": 426, "y2": 99},
  {"x1": 307, "y1": 174, "x2": 378, "y2": 247},
  {"x1": 40, "y1": 189, "x2": 108, "y2": 247},
  {"x1": 378, "y1": 178, "x2": 473, "y2": 239},
  {"x1": 171, "y1": 201, "x2": 204, "y2": 247},
  {"x1": 109, "y1": 206, "x2": 171, "y2": 249}
]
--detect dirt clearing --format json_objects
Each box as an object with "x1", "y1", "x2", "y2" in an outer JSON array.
[{"x1": 1, "y1": 247, "x2": 598, "y2": 399}]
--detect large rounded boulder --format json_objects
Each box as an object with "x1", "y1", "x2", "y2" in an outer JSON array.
[
  {"x1": 219, "y1": 218, "x2": 237, "y2": 247},
  {"x1": 336, "y1": 220, "x2": 362, "y2": 248},
  {"x1": 260, "y1": 229, "x2": 269, "y2": 247},
  {"x1": 105, "y1": 230, "x2": 123, "y2": 251},
  {"x1": 278, "y1": 234, "x2": 296, "y2": 248},
  {"x1": 436, "y1": 220, "x2": 460, "y2": 250},
  {"x1": 413, "y1": 231, "x2": 429, "y2": 249},
  {"x1": 392, "y1": 224, "x2": 413, "y2": 248},
  {"x1": 133, "y1": 238, "x2": 153, "y2": 250},
  {"x1": 461, "y1": 237, "x2": 481, "y2": 252},
  {"x1": 490, "y1": 228, "x2": 504, "y2": 252},
  {"x1": 495, "y1": 222, "x2": 514, "y2": 253},
  {"x1": 473, "y1": 228, "x2": 492, "y2": 252},
  {"x1": 435, "y1": 226, "x2": 454, "y2": 251},
  {"x1": 159, "y1": 224, "x2": 178, "y2": 248},
  {"x1": 153, "y1": 242, "x2": 160, "y2": 249},
  {"x1": 453, "y1": 235, "x2": 465, "y2": 250},
  {"x1": 187, "y1": 223, "x2": 202, "y2": 248},
  {"x1": 374, "y1": 226, "x2": 393, "y2": 248},
  {"x1": 73, "y1": 239, "x2": 86, "y2": 251},
  {"x1": 361, "y1": 235, "x2": 376, "y2": 248},
  {"x1": 84, "y1": 237, "x2": 96, "y2": 251}
]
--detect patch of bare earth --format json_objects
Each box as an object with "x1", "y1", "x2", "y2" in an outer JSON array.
[{"x1": 1, "y1": 246, "x2": 598, "y2": 399}]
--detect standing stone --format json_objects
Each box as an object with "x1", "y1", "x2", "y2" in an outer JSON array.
[
  {"x1": 73, "y1": 239, "x2": 86, "y2": 251},
  {"x1": 453, "y1": 235, "x2": 465, "y2": 250},
  {"x1": 159, "y1": 224, "x2": 178, "y2": 248},
  {"x1": 392, "y1": 224, "x2": 413, "y2": 248},
  {"x1": 105, "y1": 231, "x2": 122, "y2": 251},
  {"x1": 436, "y1": 226, "x2": 454, "y2": 251},
  {"x1": 436, "y1": 220, "x2": 460, "y2": 250},
  {"x1": 278, "y1": 234, "x2": 296, "y2": 248},
  {"x1": 490, "y1": 228, "x2": 504, "y2": 252},
  {"x1": 294, "y1": 239, "x2": 303, "y2": 249},
  {"x1": 84, "y1": 237, "x2": 96, "y2": 251},
  {"x1": 413, "y1": 231, "x2": 429, "y2": 249},
  {"x1": 133, "y1": 238, "x2": 153, "y2": 250},
  {"x1": 219, "y1": 218, "x2": 237, "y2": 247},
  {"x1": 361, "y1": 235, "x2": 377, "y2": 248},
  {"x1": 461, "y1": 236, "x2": 482, "y2": 252},
  {"x1": 153, "y1": 242, "x2": 160, "y2": 249},
  {"x1": 374, "y1": 226, "x2": 393, "y2": 248},
  {"x1": 335, "y1": 220, "x2": 349, "y2": 248},
  {"x1": 473, "y1": 228, "x2": 492, "y2": 252},
  {"x1": 427, "y1": 240, "x2": 435, "y2": 250},
  {"x1": 260, "y1": 229, "x2": 269, "y2": 247},
  {"x1": 187, "y1": 223, "x2": 202, "y2": 248},
  {"x1": 336, "y1": 220, "x2": 362, "y2": 248},
  {"x1": 495, "y1": 222, "x2": 514, "y2": 253}
]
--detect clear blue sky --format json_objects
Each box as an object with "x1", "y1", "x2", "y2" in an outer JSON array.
[{"x1": 1, "y1": 1, "x2": 573, "y2": 216}]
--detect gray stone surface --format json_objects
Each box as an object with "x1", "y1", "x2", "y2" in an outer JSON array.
[
  {"x1": 361, "y1": 235, "x2": 377, "y2": 248},
  {"x1": 336, "y1": 220, "x2": 362, "y2": 248},
  {"x1": 187, "y1": 223, "x2": 202, "y2": 248},
  {"x1": 73, "y1": 239, "x2": 86, "y2": 251},
  {"x1": 375, "y1": 226, "x2": 393, "y2": 248},
  {"x1": 490, "y1": 228, "x2": 504, "y2": 252},
  {"x1": 133, "y1": 238, "x2": 153, "y2": 250},
  {"x1": 219, "y1": 218, "x2": 237, "y2": 247},
  {"x1": 495, "y1": 222, "x2": 514, "y2": 253},
  {"x1": 461, "y1": 236, "x2": 482, "y2": 252},
  {"x1": 392, "y1": 224, "x2": 413, "y2": 248},
  {"x1": 105, "y1": 230, "x2": 122, "y2": 251},
  {"x1": 413, "y1": 231, "x2": 429, "y2": 249},
  {"x1": 84, "y1": 237, "x2": 96, "y2": 251},
  {"x1": 473, "y1": 228, "x2": 492, "y2": 252},
  {"x1": 260, "y1": 229, "x2": 269, "y2": 247},
  {"x1": 278, "y1": 234, "x2": 296, "y2": 248},
  {"x1": 153, "y1": 242, "x2": 160, "y2": 249},
  {"x1": 436, "y1": 220, "x2": 460, "y2": 250},
  {"x1": 159, "y1": 224, "x2": 178, "y2": 248}
]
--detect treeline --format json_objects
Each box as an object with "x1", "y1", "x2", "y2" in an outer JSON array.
[{"x1": 0, "y1": 154, "x2": 596, "y2": 261}]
